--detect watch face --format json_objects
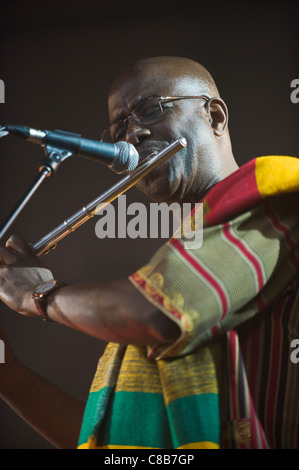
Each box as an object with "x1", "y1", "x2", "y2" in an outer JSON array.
[{"x1": 35, "y1": 280, "x2": 57, "y2": 295}]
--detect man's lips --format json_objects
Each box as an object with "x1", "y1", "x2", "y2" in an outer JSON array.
[{"x1": 137, "y1": 141, "x2": 169, "y2": 162}]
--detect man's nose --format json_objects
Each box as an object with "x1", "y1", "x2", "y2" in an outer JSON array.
[{"x1": 125, "y1": 117, "x2": 151, "y2": 145}]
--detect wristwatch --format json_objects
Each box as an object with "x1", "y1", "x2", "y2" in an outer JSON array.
[{"x1": 32, "y1": 280, "x2": 64, "y2": 322}]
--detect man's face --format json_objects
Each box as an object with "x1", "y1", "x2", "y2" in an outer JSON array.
[{"x1": 108, "y1": 67, "x2": 221, "y2": 204}]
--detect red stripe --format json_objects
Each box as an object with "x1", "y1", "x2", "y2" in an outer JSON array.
[
  {"x1": 130, "y1": 273, "x2": 183, "y2": 321},
  {"x1": 232, "y1": 331, "x2": 270, "y2": 448},
  {"x1": 170, "y1": 238, "x2": 228, "y2": 318},
  {"x1": 223, "y1": 222, "x2": 264, "y2": 289},
  {"x1": 229, "y1": 330, "x2": 270, "y2": 448},
  {"x1": 248, "y1": 388, "x2": 270, "y2": 448},
  {"x1": 265, "y1": 203, "x2": 299, "y2": 271},
  {"x1": 239, "y1": 315, "x2": 261, "y2": 414},
  {"x1": 264, "y1": 300, "x2": 283, "y2": 446},
  {"x1": 228, "y1": 331, "x2": 238, "y2": 420},
  {"x1": 203, "y1": 159, "x2": 261, "y2": 226},
  {"x1": 210, "y1": 324, "x2": 219, "y2": 338},
  {"x1": 248, "y1": 319, "x2": 260, "y2": 406},
  {"x1": 248, "y1": 398, "x2": 258, "y2": 448}
]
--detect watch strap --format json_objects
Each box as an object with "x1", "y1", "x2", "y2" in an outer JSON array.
[{"x1": 33, "y1": 281, "x2": 64, "y2": 322}]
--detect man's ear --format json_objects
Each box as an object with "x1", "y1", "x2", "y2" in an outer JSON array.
[{"x1": 205, "y1": 98, "x2": 228, "y2": 136}]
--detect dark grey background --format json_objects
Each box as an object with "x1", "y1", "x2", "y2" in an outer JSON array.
[{"x1": 0, "y1": 0, "x2": 298, "y2": 448}]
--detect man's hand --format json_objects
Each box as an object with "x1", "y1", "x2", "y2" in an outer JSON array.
[
  {"x1": 0, "y1": 234, "x2": 54, "y2": 316},
  {"x1": 0, "y1": 236, "x2": 180, "y2": 346}
]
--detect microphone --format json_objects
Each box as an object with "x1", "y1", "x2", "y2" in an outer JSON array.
[{"x1": 4, "y1": 125, "x2": 139, "y2": 174}]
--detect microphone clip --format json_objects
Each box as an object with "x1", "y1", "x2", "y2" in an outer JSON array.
[{"x1": 40, "y1": 144, "x2": 73, "y2": 177}]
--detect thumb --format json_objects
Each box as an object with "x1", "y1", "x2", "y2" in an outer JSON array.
[{"x1": 5, "y1": 234, "x2": 33, "y2": 256}]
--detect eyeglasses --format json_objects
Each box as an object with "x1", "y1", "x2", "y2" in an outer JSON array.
[{"x1": 101, "y1": 95, "x2": 211, "y2": 143}]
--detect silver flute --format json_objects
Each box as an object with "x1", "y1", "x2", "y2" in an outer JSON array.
[{"x1": 33, "y1": 138, "x2": 187, "y2": 256}]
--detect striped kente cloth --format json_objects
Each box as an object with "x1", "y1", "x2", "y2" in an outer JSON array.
[{"x1": 78, "y1": 156, "x2": 299, "y2": 449}]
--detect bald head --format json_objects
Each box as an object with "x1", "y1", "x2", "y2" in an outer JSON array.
[{"x1": 109, "y1": 56, "x2": 220, "y2": 100}]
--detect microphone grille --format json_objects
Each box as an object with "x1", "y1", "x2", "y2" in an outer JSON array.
[{"x1": 111, "y1": 142, "x2": 139, "y2": 174}]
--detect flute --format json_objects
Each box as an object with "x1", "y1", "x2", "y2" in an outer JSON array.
[{"x1": 33, "y1": 138, "x2": 187, "y2": 256}]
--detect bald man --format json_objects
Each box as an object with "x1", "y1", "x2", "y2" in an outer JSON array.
[
  {"x1": 106, "y1": 57, "x2": 238, "y2": 204},
  {"x1": 0, "y1": 57, "x2": 299, "y2": 449}
]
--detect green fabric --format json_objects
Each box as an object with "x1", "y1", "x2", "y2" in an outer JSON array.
[{"x1": 78, "y1": 342, "x2": 222, "y2": 448}]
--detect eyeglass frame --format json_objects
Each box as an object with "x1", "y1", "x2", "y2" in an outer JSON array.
[{"x1": 101, "y1": 95, "x2": 213, "y2": 143}]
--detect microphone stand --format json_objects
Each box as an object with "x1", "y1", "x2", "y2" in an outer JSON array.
[{"x1": 0, "y1": 145, "x2": 73, "y2": 241}]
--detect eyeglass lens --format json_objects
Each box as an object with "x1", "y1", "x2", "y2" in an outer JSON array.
[{"x1": 102, "y1": 97, "x2": 162, "y2": 143}]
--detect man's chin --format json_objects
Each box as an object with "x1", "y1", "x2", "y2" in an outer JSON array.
[{"x1": 136, "y1": 172, "x2": 178, "y2": 203}]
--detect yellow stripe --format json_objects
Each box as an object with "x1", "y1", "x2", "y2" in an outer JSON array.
[
  {"x1": 78, "y1": 440, "x2": 219, "y2": 449},
  {"x1": 178, "y1": 441, "x2": 219, "y2": 449},
  {"x1": 78, "y1": 443, "x2": 159, "y2": 449},
  {"x1": 114, "y1": 345, "x2": 162, "y2": 394},
  {"x1": 256, "y1": 156, "x2": 299, "y2": 198},
  {"x1": 157, "y1": 343, "x2": 222, "y2": 406}
]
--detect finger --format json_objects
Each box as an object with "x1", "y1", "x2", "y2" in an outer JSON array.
[
  {"x1": 5, "y1": 234, "x2": 32, "y2": 256},
  {"x1": 0, "y1": 246, "x2": 17, "y2": 265}
]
